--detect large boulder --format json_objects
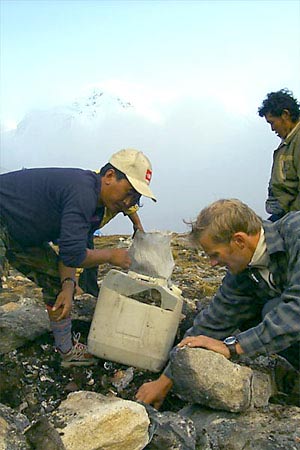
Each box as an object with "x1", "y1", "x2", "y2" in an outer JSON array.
[
  {"x1": 52, "y1": 391, "x2": 150, "y2": 450},
  {"x1": 171, "y1": 347, "x2": 273, "y2": 412},
  {"x1": 0, "y1": 298, "x2": 50, "y2": 354}
]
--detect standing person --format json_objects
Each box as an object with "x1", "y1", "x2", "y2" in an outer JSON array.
[
  {"x1": 258, "y1": 89, "x2": 300, "y2": 221},
  {"x1": 136, "y1": 199, "x2": 300, "y2": 409},
  {"x1": 0, "y1": 148, "x2": 156, "y2": 367}
]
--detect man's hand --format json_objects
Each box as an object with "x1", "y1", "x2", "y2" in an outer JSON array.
[
  {"x1": 136, "y1": 374, "x2": 173, "y2": 410},
  {"x1": 51, "y1": 286, "x2": 73, "y2": 321},
  {"x1": 107, "y1": 248, "x2": 131, "y2": 269},
  {"x1": 178, "y1": 335, "x2": 231, "y2": 358}
]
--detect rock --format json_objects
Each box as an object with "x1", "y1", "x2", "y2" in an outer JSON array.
[
  {"x1": 180, "y1": 403, "x2": 300, "y2": 450},
  {"x1": 171, "y1": 347, "x2": 273, "y2": 412},
  {"x1": 0, "y1": 298, "x2": 50, "y2": 354},
  {"x1": 72, "y1": 295, "x2": 97, "y2": 322},
  {"x1": 0, "y1": 234, "x2": 299, "y2": 449},
  {"x1": 235, "y1": 354, "x2": 300, "y2": 407},
  {"x1": 0, "y1": 302, "x2": 20, "y2": 313},
  {"x1": 24, "y1": 416, "x2": 66, "y2": 449},
  {"x1": 251, "y1": 369, "x2": 274, "y2": 408},
  {"x1": 144, "y1": 404, "x2": 196, "y2": 450},
  {"x1": 0, "y1": 402, "x2": 30, "y2": 450},
  {"x1": 52, "y1": 391, "x2": 150, "y2": 450}
]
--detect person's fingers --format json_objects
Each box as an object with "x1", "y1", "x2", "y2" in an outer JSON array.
[
  {"x1": 52, "y1": 298, "x2": 62, "y2": 311},
  {"x1": 136, "y1": 384, "x2": 156, "y2": 404},
  {"x1": 178, "y1": 337, "x2": 190, "y2": 347},
  {"x1": 58, "y1": 308, "x2": 71, "y2": 321},
  {"x1": 56, "y1": 311, "x2": 65, "y2": 321},
  {"x1": 135, "y1": 386, "x2": 147, "y2": 401}
]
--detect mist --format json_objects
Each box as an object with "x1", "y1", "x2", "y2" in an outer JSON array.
[{"x1": 0, "y1": 92, "x2": 276, "y2": 234}]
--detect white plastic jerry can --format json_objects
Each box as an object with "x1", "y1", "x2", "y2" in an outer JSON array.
[{"x1": 87, "y1": 269, "x2": 183, "y2": 372}]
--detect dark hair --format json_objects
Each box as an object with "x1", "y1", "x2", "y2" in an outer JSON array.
[
  {"x1": 99, "y1": 163, "x2": 127, "y2": 180},
  {"x1": 258, "y1": 89, "x2": 300, "y2": 121}
]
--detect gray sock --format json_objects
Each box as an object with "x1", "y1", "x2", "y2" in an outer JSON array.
[{"x1": 50, "y1": 317, "x2": 72, "y2": 354}]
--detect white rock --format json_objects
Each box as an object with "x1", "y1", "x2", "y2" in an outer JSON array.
[{"x1": 55, "y1": 391, "x2": 149, "y2": 450}]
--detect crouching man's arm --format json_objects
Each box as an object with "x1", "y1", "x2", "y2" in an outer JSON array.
[
  {"x1": 135, "y1": 374, "x2": 173, "y2": 410},
  {"x1": 81, "y1": 247, "x2": 131, "y2": 269},
  {"x1": 135, "y1": 334, "x2": 245, "y2": 409},
  {"x1": 50, "y1": 261, "x2": 77, "y2": 321},
  {"x1": 178, "y1": 334, "x2": 244, "y2": 358}
]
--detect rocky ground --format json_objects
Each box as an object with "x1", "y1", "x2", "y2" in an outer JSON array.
[
  {"x1": 0, "y1": 234, "x2": 225, "y2": 423},
  {"x1": 1, "y1": 234, "x2": 299, "y2": 450}
]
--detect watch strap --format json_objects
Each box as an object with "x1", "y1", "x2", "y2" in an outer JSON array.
[{"x1": 223, "y1": 336, "x2": 238, "y2": 359}]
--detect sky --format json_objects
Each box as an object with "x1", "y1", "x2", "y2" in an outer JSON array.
[{"x1": 1, "y1": 0, "x2": 300, "y2": 234}]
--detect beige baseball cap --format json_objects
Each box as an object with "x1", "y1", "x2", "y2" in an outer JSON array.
[{"x1": 109, "y1": 148, "x2": 156, "y2": 201}]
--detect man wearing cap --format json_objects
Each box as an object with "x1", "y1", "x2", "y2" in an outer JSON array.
[{"x1": 0, "y1": 148, "x2": 156, "y2": 366}]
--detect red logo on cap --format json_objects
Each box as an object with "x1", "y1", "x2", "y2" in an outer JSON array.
[{"x1": 145, "y1": 169, "x2": 152, "y2": 183}]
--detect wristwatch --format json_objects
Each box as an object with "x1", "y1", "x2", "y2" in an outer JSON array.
[{"x1": 223, "y1": 336, "x2": 239, "y2": 359}]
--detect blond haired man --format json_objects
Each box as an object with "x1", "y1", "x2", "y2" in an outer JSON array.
[{"x1": 136, "y1": 199, "x2": 300, "y2": 408}]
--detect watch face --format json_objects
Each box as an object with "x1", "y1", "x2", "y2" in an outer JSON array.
[{"x1": 224, "y1": 336, "x2": 237, "y2": 345}]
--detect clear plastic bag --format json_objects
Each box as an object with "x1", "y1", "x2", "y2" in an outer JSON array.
[{"x1": 128, "y1": 231, "x2": 175, "y2": 281}]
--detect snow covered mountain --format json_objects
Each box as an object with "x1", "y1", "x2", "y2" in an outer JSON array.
[{"x1": 0, "y1": 89, "x2": 157, "y2": 173}]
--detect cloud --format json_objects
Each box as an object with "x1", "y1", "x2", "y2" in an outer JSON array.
[
  {"x1": 83, "y1": 80, "x2": 180, "y2": 124},
  {"x1": 0, "y1": 88, "x2": 274, "y2": 233},
  {"x1": 0, "y1": 119, "x2": 18, "y2": 133}
]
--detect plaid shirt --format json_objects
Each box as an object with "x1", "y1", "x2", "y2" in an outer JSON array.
[{"x1": 185, "y1": 211, "x2": 300, "y2": 357}]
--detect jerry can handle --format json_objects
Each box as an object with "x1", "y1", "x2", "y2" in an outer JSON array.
[{"x1": 127, "y1": 270, "x2": 166, "y2": 285}]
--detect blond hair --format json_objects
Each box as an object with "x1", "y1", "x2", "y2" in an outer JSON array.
[{"x1": 189, "y1": 199, "x2": 262, "y2": 244}]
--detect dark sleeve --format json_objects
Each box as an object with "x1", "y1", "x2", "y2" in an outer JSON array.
[
  {"x1": 184, "y1": 273, "x2": 261, "y2": 340},
  {"x1": 162, "y1": 274, "x2": 261, "y2": 380},
  {"x1": 238, "y1": 215, "x2": 300, "y2": 355},
  {"x1": 78, "y1": 231, "x2": 100, "y2": 297},
  {"x1": 58, "y1": 183, "x2": 97, "y2": 267}
]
